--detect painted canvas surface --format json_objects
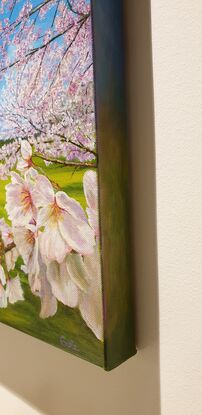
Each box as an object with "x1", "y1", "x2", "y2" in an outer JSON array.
[
  {"x1": 0, "y1": 0, "x2": 135, "y2": 370},
  {"x1": 0, "y1": 0, "x2": 105, "y2": 367}
]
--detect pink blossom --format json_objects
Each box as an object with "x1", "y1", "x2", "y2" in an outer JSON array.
[
  {"x1": 17, "y1": 140, "x2": 33, "y2": 172},
  {"x1": 5, "y1": 170, "x2": 37, "y2": 226},
  {"x1": 32, "y1": 174, "x2": 95, "y2": 263}
]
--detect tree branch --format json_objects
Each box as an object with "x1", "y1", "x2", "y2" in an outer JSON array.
[
  {"x1": 66, "y1": 0, "x2": 86, "y2": 17},
  {"x1": 35, "y1": 152, "x2": 97, "y2": 168},
  {"x1": 4, "y1": 242, "x2": 16, "y2": 253}
]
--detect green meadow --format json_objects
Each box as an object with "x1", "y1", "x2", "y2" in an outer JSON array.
[{"x1": 0, "y1": 157, "x2": 104, "y2": 367}]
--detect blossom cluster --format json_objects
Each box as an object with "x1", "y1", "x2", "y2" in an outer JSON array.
[
  {"x1": 0, "y1": 1, "x2": 91, "y2": 73},
  {"x1": 0, "y1": 141, "x2": 103, "y2": 341},
  {"x1": 0, "y1": 0, "x2": 95, "y2": 179}
]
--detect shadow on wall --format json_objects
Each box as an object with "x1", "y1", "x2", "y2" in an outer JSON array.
[{"x1": 0, "y1": 1, "x2": 160, "y2": 414}]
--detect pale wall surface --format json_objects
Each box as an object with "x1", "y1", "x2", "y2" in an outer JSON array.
[
  {"x1": 0, "y1": 2, "x2": 160, "y2": 415},
  {"x1": 0, "y1": 386, "x2": 41, "y2": 415},
  {"x1": 151, "y1": 1, "x2": 202, "y2": 414}
]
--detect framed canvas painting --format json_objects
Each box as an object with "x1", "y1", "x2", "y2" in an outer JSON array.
[{"x1": 0, "y1": 0, "x2": 135, "y2": 370}]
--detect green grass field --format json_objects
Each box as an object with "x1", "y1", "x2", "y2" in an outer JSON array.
[{"x1": 0, "y1": 158, "x2": 104, "y2": 367}]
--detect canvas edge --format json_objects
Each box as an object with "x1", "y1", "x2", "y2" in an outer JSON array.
[{"x1": 91, "y1": 0, "x2": 136, "y2": 370}]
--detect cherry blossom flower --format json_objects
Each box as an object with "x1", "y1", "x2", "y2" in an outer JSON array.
[
  {"x1": 0, "y1": 219, "x2": 19, "y2": 271},
  {"x1": 6, "y1": 275, "x2": 24, "y2": 304},
  {"x1": 32, "y1": 174, "x2": 95, "y2": 263},
  {"x1": 17, "y1": 140, "x2": 33, "y2": 172},
  {"x1": 5, "y1": 170, "x2": 37, "y2": 226}
]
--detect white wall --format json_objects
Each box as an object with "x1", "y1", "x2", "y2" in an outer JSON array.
[
  {"x1": 0, "y1": 386, "x2": 41, "y2": 415},
  {"x1": 0, "y1": 1, "x2": 161, "y2": 415},
  {"x1": 151, "y1": 1, "x2": 202, "y2": 414}
]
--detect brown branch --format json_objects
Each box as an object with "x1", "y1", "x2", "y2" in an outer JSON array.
[
  {"x1": 67, "y1": 137, "x2": 97, "y2": 157},
  {"x1": 35, "y1": 152, "x2": 97, "y2": 168},
  {"x1": 4, "y1": 242, "x2": 16, "y2": 253},
  {"x1": 66, "y1": 0, "x2": 86, "y2": 16}
]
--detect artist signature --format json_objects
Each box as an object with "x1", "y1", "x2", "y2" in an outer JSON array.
[{"x1": 60, "y1": 336, "x2": 80, "y2": 353}]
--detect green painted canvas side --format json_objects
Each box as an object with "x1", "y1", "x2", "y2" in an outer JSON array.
[{"x1": 92, "y1": 1, "x2": 136, "y2": 370}]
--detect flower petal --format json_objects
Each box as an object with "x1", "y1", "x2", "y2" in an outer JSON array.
[
  {"x1": 79, "y1": 247, "x2": 103, "y2": 341},
  {"x1": 21, "y1": 140, "x2": 32, "y2": 160},
  {"x1": 17, "y1": 158, "x2": 29, "y2": 172},
  {"x1": 0, "y1": 265, "x2": 6, "y2": 286},
  {"x1": 83, "y1": 170, "x2": 98, "y2": 210},
  {"x1": 56, "y1": 192, "x2": 87, "y2": 222},
  {"x1": 32, "y1": 175, "x2": 55, "y2": 207},
  {"x1": 0, "y1": 219, "x2": 13, "y2": 246},
  {"x1": 25, "y1": 168, "x2": 38, "y2": 182},
  {"x1": 58, "y1": 212, "x2": 95, "y2": 255},
  {"x1": 66, "y1": 253, "x2": 89, "y2": 292},
  {"x1": 39, "y1": 224, "x2": 71, "y2": 263},
  {"x1": 86, "y1": 207, "x2": 99, "y2": 237},
  {"x1": 6, "y1": 181, "x2": 36, "y2": 226},
  {"x1": 5, "y1": 248, "x2": 18, "y2": 271},
  {"x1": 10, "y1": 172, "x2": 24, "y2": 185},
  {"x1": 39, "y1": 263, "x2": 57, "y2": 319},
  {"x1": 37, "y1": 206, "x2": 52, "y2": 227},
  {"x1": 79, "y1": 292, "x2": 103, "y2": 341},
  {"x1": 7, "y1": 205, "x2": 34, "y2": 226},
  {"x1": 0, "y1": 285, "x2": 7, "y2": 308},
  {"x1": 84, "y1": 245, "x2": 101, "y2": 278},
  {"x1": 47, "y1": 260, "x2": 79, "y2": 308},
  {"x1": 6, "y1": 275, "x2": 24, "y2": 304},
  {"x1": 65, "y1": 279, "x2": 80, "y2": 308},
  {"x1": 13, "y1": 227, "x2": 36, "y2": 269}
]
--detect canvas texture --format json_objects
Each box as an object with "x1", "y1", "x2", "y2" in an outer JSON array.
[{"x1": 0, "y1": 0, "x2": 135, "y2": 370}]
